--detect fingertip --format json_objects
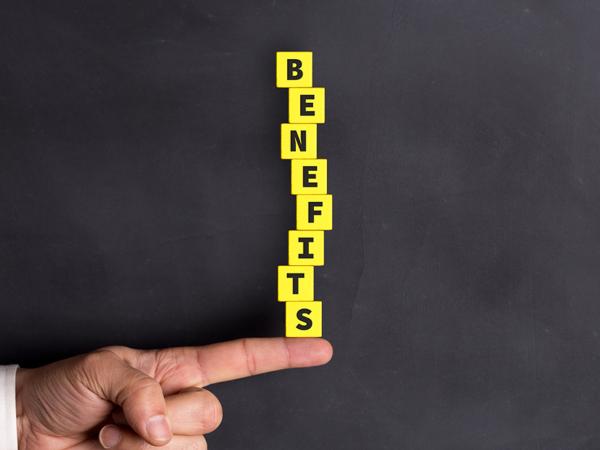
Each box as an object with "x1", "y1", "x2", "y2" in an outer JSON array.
[
  {"x1": 99, "y1": 425, "x2": 122, "y2": 449},
  {"x1": 145, "y1": 414, "x2": 172, "y2": 446},
  {"x1": 285, "y1": 338, "x2": 334, "y2": 367},
  {"x1": 318, "y1": 338, "x2": 334, "y2": 364}
]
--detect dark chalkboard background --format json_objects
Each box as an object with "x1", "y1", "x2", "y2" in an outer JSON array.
[{"x1": 2, "y1": 1, "x2": 600, "y2": 449}]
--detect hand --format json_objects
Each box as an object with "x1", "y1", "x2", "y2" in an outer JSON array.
[{"x1": 15, "y1": 337, "x2": 332, "y2": 449}]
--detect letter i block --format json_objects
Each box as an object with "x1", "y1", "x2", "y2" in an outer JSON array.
[
  {"x1": 291, "y1": 159, "x2": 327, "y2": 194},
  {"x1": 289, "y1": 87, "x2": 325, "y2": 124},
  {"x1": 276, "y1": 52, "x2": 313, "y2": 88},
  {"x1": 297, "y1": 194, "x2": 332, "y2": 230},
  {"x1": 288, "y1": 230, "x2": 324, "y2": 266},
  {"x1": 286, "y1": 301, "x2": 322, "y2": 337},
  {"x1": 281, "y1": 124, "x2": 317, "y2": 159},
  {"x1": 278, "y1": 266, "x2": 314, "y2": 301}
]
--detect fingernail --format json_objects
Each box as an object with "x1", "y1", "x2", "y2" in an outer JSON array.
[
  {"x1": 99, "y1": 425, "x2": 122, "y2": 448},
  {"x1": 146, "y1": 414, "x2": 172, "y2": 443}
]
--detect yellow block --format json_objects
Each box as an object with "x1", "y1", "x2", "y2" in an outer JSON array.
[
  {"x1": 281, "y1": 123, "x2": 317, "y2": 159},
  {"x1": 276, "y1": 52, "x2": 313, "y2": 88},
  {"x1": 277, "y1": 266, "x2": 314, "y2": 301},
  {"x1": 297, "y1": 194, "x2": 332, "y2": 230},
  {"x1": 288, "y1": 230, "x2": 324, "y2": 266},
  {"x1": 291, "y1": 159, "x2": 327, "y2": 195},
  {"x1": 286, "y1": 301, "x2": 322, "y2": 337},
  {"x1": 289, "y1": 87, "x2": 325, "y2": 123}
]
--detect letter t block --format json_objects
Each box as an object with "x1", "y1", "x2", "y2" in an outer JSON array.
[{"x1": 278, "y1": 266, "x2": 314, "y2": 301}]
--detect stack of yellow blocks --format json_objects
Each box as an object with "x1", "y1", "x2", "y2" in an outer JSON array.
[{"x1": 276, "y1": 51, "x2": 332, "y2": 338}]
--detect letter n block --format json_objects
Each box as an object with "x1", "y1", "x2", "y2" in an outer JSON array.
[
  {"x1": 276, "y1": 52, "x2": 313, "y2": 88},
  {"x1": 281, "y1": 124, "x2": 317, "y2": 159},
  {"x1": 288, "y1": 230, "x2": 324, "y2": 266},
  {"x1": 285, "y1": 301, "x2": 322, "y2": 337},
  {"x1": 291, "y1": 159, "x2": 327, "y2": 195},
  {"x1": 289, "y1": 87, "x2": 325, "y2": 123},
  {"x1": 278, "y1": 266, "x2": 314, "y2": 301},
  {"x1": 297, "y1": 194, "x2": 332, "y2": 230}
]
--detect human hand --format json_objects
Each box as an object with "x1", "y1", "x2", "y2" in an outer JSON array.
[{"x1": 15, "y1": 337, "x2": 332, "y2": 449}]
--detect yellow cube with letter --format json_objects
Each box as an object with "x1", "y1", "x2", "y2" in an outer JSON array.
[
  {"x1": 288, "y1": 230, "x2": 324, "y2": 266},
  {"x1": 296, "y1": 194, "x2": 332, "y2": 230},
  {"x1": 276, "y1": 52, "x2": 313, "y2": 88},
  {"x1": 281, "y1": 123, "x2": 317, "y2": 159},
  {"x1": 291, "y1": 159, "x2": 327, "y2": 195},
  {"x1": 286, "y1": 301, "x2": 322, "y2": 337},
  {"x1": 289, "y1": 87, "x2": 325, "y2": 123},
  {"x1": 277, "y1": 266, "x2": 314, "y2": 301}
]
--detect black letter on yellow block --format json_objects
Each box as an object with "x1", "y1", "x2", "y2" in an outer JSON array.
[
  {"x1": 288, "y1": 59, "x2": 303, "y2": 80},
  {"x1": 286, "y1": 273, "x2": 305, "y2": 294},
  {"x1": 298, "y1": 237, "x2": 314, "y2": 259},
  {"x1": 308, "y1": 201, "x2": 323, "y2": 223},
  {"x1": 303, "y1": 166, "x2": 318, "y2": 187},
  {"x1": 291, "y1": 130, "x2": 306, "y2": 152},
  {"x1": 300, "y1": 95, "x2": 315, "y2": 116},
  {"x1": 296, "y1": 308, "x2": 313, "y2": 330}
]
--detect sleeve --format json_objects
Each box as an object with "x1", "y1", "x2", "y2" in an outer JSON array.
[{"x1": 0, "y1": 365, "x2": 19, "y2": 450}]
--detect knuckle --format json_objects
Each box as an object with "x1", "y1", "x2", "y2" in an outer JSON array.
[
  {"x1": 98, "y1": 345, "x2": 130, "y2": 354},
  {"x1": 78, "y1": 349, "x2": 114, "y2": 375},
  {"x1": 242, "y1": 338, "x2": 258, "y2": 376},
  {"x1": 75, "y1": 350, "x2": 121, "y2": 396}
]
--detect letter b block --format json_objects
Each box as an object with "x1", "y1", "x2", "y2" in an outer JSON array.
[
  {"x1": 278, "y1": 266, "x2": 314, "y2": 301},
  {"x1": 276, "y1": 52, "x2": 313, "y2": 88},
  {"x1": 289, "y1": 88, "x2": 325, "y2": 123},
  {"x1": 281, "y1": 124, "x2": 317, "y2": 159},
  {"x1": 286, "y1": 301, "x2": 322, "y2": 337},
  {"x1": 291, "y1": 159, "x2": 327, "y2": 194},
  {"x1": 288, "y1": 230, "x2": 324, "y2": 266},
  {"x1": 297, "y1": 194, "x2": 332, "y2": 230}
]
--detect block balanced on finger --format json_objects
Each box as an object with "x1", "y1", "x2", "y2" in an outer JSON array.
[
  {"x1": 275, "y1": 51, "x2": 332, "y2": 338},
  {"x1": 285, "y1": 301, "x2": 323, "y2": 337}
]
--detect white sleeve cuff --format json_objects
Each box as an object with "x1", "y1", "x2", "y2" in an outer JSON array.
[{"x1": 0, "y1": 365, "x2": 19, "y2": 450}]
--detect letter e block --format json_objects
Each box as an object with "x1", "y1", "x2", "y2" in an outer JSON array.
[
  {"x1": 286, "y1": 301, "x2": 322, "y2": 337},
  {"x1": 291, "y1": 159, "x2": 327, "y2": 194},
  {"x1": 278, "y1": 266, "x2": 314, "y2": 301},
  {"x1": 288, "y1": 230, "x2": 324, "y2": 266},
  {"x1": 297, "y1": 194, "x2": 332, "y2": 230},
  {"x1": 281, "y1": 123, "x2": 317, "y2": 159},
  {"x1": 289, "y1": 87, "x2": 325, "y2": 123},
  {"x1": 276, "y1": 52, "x2": 313, "y2": 88}
]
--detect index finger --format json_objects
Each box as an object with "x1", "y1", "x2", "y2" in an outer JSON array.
[{"x1": 153, "y1": 338, "x2": 333, "y2": 393}]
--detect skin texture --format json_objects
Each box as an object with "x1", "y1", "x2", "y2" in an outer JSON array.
[{"x1": 15, "y1": 337, "x2": 333, "y2": 449}]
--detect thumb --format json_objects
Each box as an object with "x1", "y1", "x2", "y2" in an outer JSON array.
[{"x1": 81, "y1": 350, "x2": 172, "y2": 446}]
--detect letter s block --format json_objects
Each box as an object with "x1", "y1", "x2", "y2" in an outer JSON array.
[
  {"x1": 281, "y1": 123, "x2": 317, "y2": 159},
  {"x1": 288, "y1": 230, "x2": 324, "y2": 266},
  {"x1": 291, "y1": 159, "x2": 327, "y2": 195},
  {"x1": 289, "y1": 87, "x2": 325, "y2": 123},
  {"x1": 278, "y1": 266, "x2": 314, "y2": 301},
  {"x1": 286, "y1": 301, "x2": 322, "y2": 337},
  {"x1": 276, "y1": 52, "x2": 313, "y2": 88},
  {"x1": 297, "y1": 194, "x2": 332, "y2": 230}
]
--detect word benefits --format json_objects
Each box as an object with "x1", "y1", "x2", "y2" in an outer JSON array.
[{"x1": 276, "y1": 51, "x2": 332, "y2": 337}]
